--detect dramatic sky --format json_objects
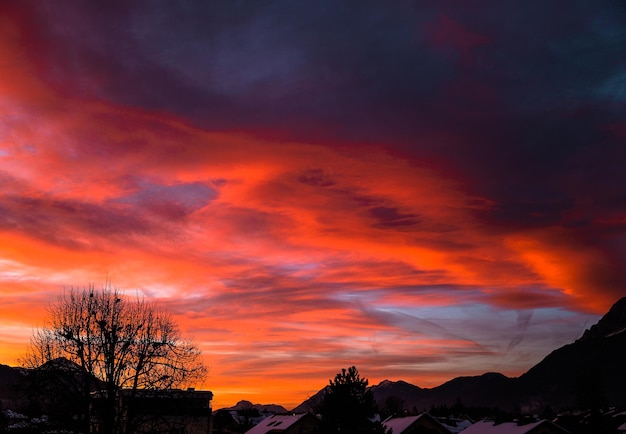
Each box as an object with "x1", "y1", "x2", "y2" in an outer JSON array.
[{"x1": 1, "y1": 1, "x2": 625, "y2": 409}]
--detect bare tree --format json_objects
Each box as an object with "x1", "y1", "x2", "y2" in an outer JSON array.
[{"x1": 23, "y1": 284, "x2": 207, "y2": 434}]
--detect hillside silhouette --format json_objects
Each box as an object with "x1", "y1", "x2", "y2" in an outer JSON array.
[
  {"x1": 2, "y1": 298, "x2": 626, "y2": 418},
  {"x1": 295, "y1": 297, "x2": 626, "y2": 413}
]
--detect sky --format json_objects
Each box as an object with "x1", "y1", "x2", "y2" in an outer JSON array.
[{"x1": 1, "y1": 0, "x2": 625, "y2": 410}]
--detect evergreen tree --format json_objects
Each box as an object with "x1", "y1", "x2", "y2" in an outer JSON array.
[{"x1": 320, "y1": 366, "x2": 387, "y2": 434}]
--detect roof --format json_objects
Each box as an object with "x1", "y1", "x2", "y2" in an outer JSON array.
[
  {"x1": 215, "y1": 409, "x2": 267, "y2": 427},
  {"x1": 245, "y1": 413, "x2": 309, "y2": 434},
  {"x1": 439, "y1": 418, "x2": 474, "y2": 433},
  {"x1": 384, "y1": 415, "x2": 423, "y2": 433},
  {"x1": 460, "y1": 420, "x2": 567, "y2": 434},
  {"x1": 383, "y1": 414, "x2": 444, "y2": 434},
  {"x1": 3, "y1": 410, "x2": 28, "y2": 420}
]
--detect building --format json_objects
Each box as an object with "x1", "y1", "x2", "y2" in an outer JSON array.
[
  {"x1": 244, "y1": 413, "x2": 320, "y2": 434},
  {"x1": 91, "y1": 388, "x2": 213, "y2": 434},
  {"x1": 459, "y1": 419, "x2": 568, "y2": 434},
  {"x1": 436, "y1": 417, "x2": 474, "y2": 433},
  {"x1": 213, "y1": 408, "x2": 270, "y2": 434},
  {"x1": 383, "y1": 413, "x2": 451, "y2": 434}
]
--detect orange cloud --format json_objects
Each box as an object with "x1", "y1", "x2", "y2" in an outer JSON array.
[{"x1": 0, "y1": 6, "x2": 619, "y2": 409}]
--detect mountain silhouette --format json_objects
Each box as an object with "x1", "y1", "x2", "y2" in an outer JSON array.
[
  {"x1": 517, "y1": 297, "x2": 626, "y2": 410},
  {"x1": 0, "y1": 363, "x2": 27, "y2": 405},
  {"x1": 3, "y1": 298, "x2": 625, "y2": 415},
  {"x1": 294, "y1": 297, "x2": 626, "y2": 413},
  {"x1": 291, "y1": 386, "x2": 329, "y2": 414},
  {"x1": 223, "y1": 400, "x2": 289, "y2": 414}
]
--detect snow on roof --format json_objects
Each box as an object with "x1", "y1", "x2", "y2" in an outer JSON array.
[
  {"x1": 383, "y1": 414, "x2": 440, "y2": 434},
  {"x1": 227, "y1": 410, "x2": 267, "y2": 427},
  {"x1": 3, "y1": 409, "x2": 28, "y2": 420},
  {"x1": 383, "y1": 415, "x2": 422, "y2": 433},
  {"x1": 460, "y1": 420, "x2": 558, "y2": 434},
  {"x1": 440, "y1": 418, "x2": 473, "y2": 433},
  {"x1": 245, "y1": 413, "x2": 307, "y2": 434}
]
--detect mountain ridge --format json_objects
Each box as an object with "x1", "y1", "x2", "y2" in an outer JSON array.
[
  {"x1": 2, "y1": 298, "x2": 625, "y2": 414},
  {"x1": 221, "y1": 400, "x2": 289, "y2": 415},
  {"x1": 293, "y1": 297, "x2": 626, "y2": 413}
]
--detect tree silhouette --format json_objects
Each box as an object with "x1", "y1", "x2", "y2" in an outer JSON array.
[
  {"x1": 0, "y1": 402, "x2": 7, "y2": 432},
  {"x1": 23, "y1": 284, "x2": 206, "y2": 434},
  {"x1": 381, "y1": 395, "x2": 405, "y2": 419},
  {"x1": 320, "y1": 366, "x2": 387, "y2": 434}
]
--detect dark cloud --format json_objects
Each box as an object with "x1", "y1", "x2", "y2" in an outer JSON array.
[
  {"x1": 115, "y1": 181, "x2": 217, "y2": 219},
  {"x1": 0, "y1": 181, "x2": 214, "y2": 248},
  {"x1": 2, "y1": 0, "x2": 626, "y2": 406},
  {"x1": 507, "y1": 310, "x2": 533, "y2": 353},
  {"x1": 61, "y1": 3, "x2": 622, "y2": 205},
  {"x1": 298, "y1": 169, "x2": 336, "y2": 187},
  {"x1": 0, "y1": 195, "x2": 151, "y2": 249},
  {"x1": 6, "y1": 1, "x2": 624, "y2": 297},
  {"x1": 370, "y1": 207, "x2": 421, "y2": 228},
  {"x1": 483, "y1": 287, "x2": 570, "y2": 310}
]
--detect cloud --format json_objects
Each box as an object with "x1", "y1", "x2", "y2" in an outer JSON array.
[
  {"x1": 507, "y1": 310, "x2": 534, "y2": 353},
  {"x1": 115, "y1": 181, "x2": 217, "y2": 219},
  {"x1": 0, "y1": 0, "x2": 624, "y2": 408},
  {"x1": 0, "y1": 195, "x2": 152, "y2": 249}
]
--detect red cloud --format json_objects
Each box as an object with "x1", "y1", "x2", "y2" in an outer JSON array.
[
  {"x1": 427, "y1": 15, "x2": 491, "y2": 66},
  {"x1": 1, "y1": 2, "x2": 622, "y2": 409}
]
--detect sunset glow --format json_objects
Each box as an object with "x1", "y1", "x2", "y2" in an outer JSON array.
[{"x1": 1, "y1": 1, "x2": 625, "y2": 410}]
